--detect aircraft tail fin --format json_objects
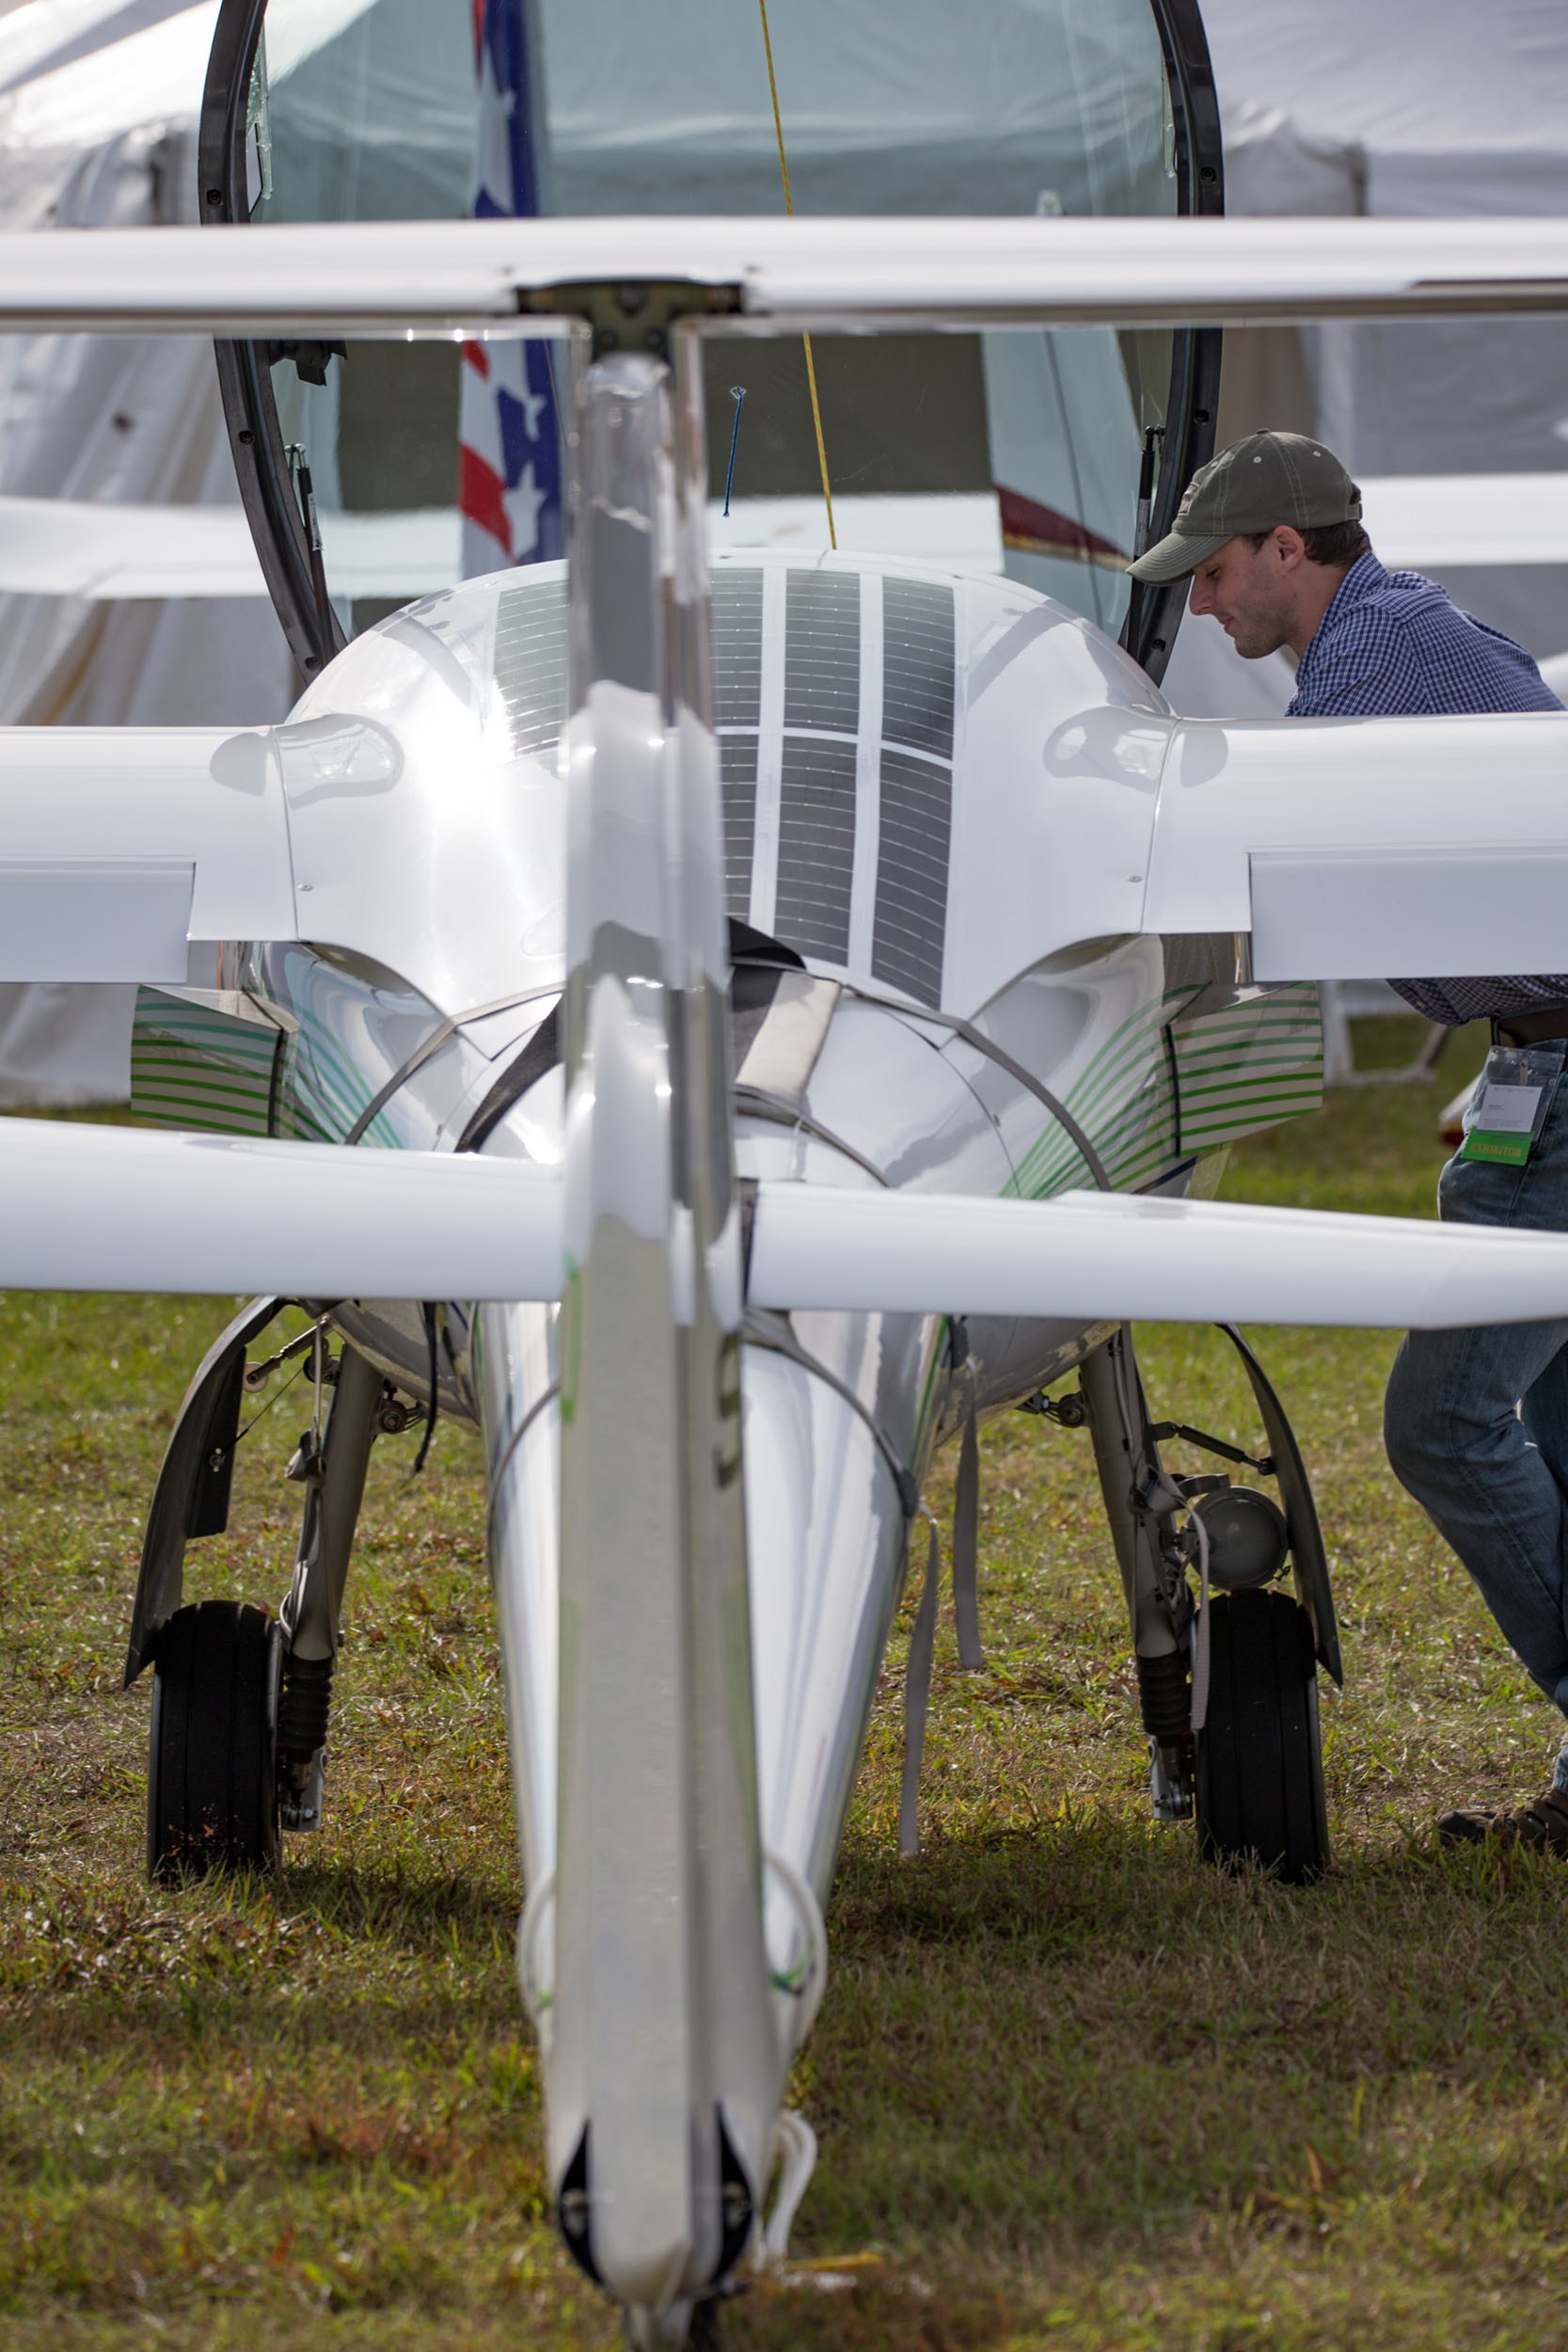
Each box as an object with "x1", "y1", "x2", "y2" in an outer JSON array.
[{"x1": 544, "y1": 341, "x2": 783, "y2": 2323}]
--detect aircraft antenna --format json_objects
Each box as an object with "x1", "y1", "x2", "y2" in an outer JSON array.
[
  {"x1": 721, "y1": 384, "x2": 747, "y2": 516},
  {"x1": 757, "y1": 0, "x2": 837, "y2": 550}
]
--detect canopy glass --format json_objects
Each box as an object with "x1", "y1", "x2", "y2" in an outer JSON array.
[{"x1": 213, "y1": 0, "x2": 1214, "y2": 661}]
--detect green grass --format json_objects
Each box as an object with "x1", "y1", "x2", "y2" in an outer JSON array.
[{"x1": 8, "y1": 1016, "x2": 1568, "y2": 2350}]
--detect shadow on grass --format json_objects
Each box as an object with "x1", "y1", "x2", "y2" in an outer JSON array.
[
  {"x1": 278, "y1": 1853, "x2": 519, "y2": 1948},
  {"x1": 797, "y1": 1813, "x2": 1568, "y2": 2261}
]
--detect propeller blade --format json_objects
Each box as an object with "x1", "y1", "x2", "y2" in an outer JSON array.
[{"x1": 749, "y1": 1183, "x2": 1568, "y2": 1331}]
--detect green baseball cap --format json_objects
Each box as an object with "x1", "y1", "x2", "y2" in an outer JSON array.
[{"x1": 1127, "y1": 430, "x2": 1363, "y2": 584}]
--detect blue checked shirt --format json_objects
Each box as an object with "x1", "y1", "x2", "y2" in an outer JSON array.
[{"x1": 1288, "y1": 551, "x2": 1566, "y2": 1025}]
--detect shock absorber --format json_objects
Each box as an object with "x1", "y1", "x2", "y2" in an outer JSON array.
[
  {"x1": 276, "y1": 1649, "x2": 334, "y2": 1759},
  {"x1": 276, "y1": 1651, "x2": 334, "y2": 1831},
  {"x1": 1137, "y1": 1651, "x2": 1195, "y2": 1821},
  {"x1": 1135, "y1": 1648, "x2": 1189, "y2": 1741}
]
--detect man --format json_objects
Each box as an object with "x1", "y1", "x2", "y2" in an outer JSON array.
[{"x1": 1129, "y1": 428, "x2": 1568, "y2": 1853}]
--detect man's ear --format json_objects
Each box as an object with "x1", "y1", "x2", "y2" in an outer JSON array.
[{"x1": 1272, "y1": 525, "x2": 1307, "y2": 570}]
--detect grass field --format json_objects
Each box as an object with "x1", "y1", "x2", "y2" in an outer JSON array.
[{"x1": 7, "y1": 1017, "x2": 1568, "y2": 2351}]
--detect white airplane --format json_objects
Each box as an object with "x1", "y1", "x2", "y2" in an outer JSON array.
[{"x1": 4, "y1": 9, "x2": 1568, "y2": 2347}]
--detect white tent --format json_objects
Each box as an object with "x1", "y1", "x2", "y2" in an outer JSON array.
[
  {"x1": 0, "y1": 0, "x2": 294, "y2": 1104},
  {"x1": 1213, "y1": 0, "x2": 1568, "y2": 219},
  {"x1": 1203, "y1": 0, "x2": 1568, "y2": 660}
]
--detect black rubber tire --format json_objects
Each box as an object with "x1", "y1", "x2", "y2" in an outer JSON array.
[
  {"x1": 147, "y1": 1599, "x2": 278, "y2": 1879},
  {"x1": 687, "y1": 2301, "x2": 723, "y2": 2352},
  {"x1": 1196, "y1": 1588, "x2": 1329, "y2": 1884}
]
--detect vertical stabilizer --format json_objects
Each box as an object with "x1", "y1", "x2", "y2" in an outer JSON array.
[{"x1": 549, "y1": 339, "x2": 781, "y2": 2328}]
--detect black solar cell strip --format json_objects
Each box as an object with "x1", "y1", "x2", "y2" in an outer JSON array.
[
  {"x1": 872, "y1": 747, "x2": 952, "y2": 1003},
  {"x1": 784, "y1": 569, "x2": 861, "y2": 735},
  {"x1": 774, "y1": 734, "x2": 857, "y2": 965},
  {"x1": 882, "y1": 576, "x2": 955, "y2": 759},
  {"x1": 712, "y1": 567, "x2": 765, "y2": 728},
  {"x1": 493, "y1": 575, "x2": 569, "y2": 755},
  {"x1": 720, "y1": 736, "x2": 758, "y2": 918}
]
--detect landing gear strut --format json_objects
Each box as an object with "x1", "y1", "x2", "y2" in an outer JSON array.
[
  {"x1": 1069, "y1": 1324, "x2": 1336, "y2": 1880},
  {"x1": 273, "y1": 1343, "x2": 383, "y2": 1832},
  {"x1": 133, "y1": 1303, "x2": 391, "y2": 1877}
]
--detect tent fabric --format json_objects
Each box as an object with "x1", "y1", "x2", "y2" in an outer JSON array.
[
  {"x1": 0, "y1": 0, "x2": 295, "y2": 1104},
  {"x1": 0, "y1": 0, "x2": 208, "y2": 96},
  {"x1": 0, "y1": 983, "x2": 135, "y2": 1109},
  {"x1": 1202, "y1": 0, "x2": 1568, "y2": 660},
  {"x1": 1219, "y1": 102, "x2": 1359, "y2": 220},
  {"x1": 0, "y1": 3, "x2": 215, "y2": 160},
  {"x1": 1204, "y1": 0, "x2": 1568, "y2": 193}
]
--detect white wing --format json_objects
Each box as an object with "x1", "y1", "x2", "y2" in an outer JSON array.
[
  {"x1": 0, "y1": 1119, "x2": 561, "y2": 1298},
  {"x1": 0, "y1": 500, "x2": 467, "y2": 603},
  {"x1": 1, "y1": 1120, "x2": 1566, "y2": 1331},
  {"x1": 0, "y1": 730, "x2": 293, "y2": 979},
  {"x1": 1361, "y1": 474, "x2": 1568, "y2": 570},
  {"x1": 0, "y1": 500, "x2": 266, "y2": 600},
  {"x1": 749, "y1": 1184, "x2": 1568, "y2": 1332},
  {"x1": 7, "y1": 476, "x2": 1559, "y2": 606},
  {"x1": 5, "y1": 702, "x2": 1566, "y2": 988},
  {"x1": 0, "y1": 216, "x2": 1562, "y2": 335},
  {"x1": 1138, "y1": 711, "x2": 1568, "y2": 983}
]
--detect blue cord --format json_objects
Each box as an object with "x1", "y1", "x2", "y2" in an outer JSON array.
[{"x1": 721, "y1": 386, "x2": 746, "y2": 517}]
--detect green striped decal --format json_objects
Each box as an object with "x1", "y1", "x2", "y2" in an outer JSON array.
[
  {"x1": 1006, "y1": 993, "x2": 1182, "y2": 1200},
  {"x1": 1002, "y1": 981, "x2": 1322, "y2": 1201},
  {"x1": 132, "y1": 990, "x2": 282, "y2": 1136},
  {"x1": 1171, "y1": 985, "x2": 1322, "y2": 1152}
]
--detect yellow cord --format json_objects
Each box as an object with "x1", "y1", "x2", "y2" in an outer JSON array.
[{"x1": 758, "y1": 0, "x2": 836, "y2": 550}]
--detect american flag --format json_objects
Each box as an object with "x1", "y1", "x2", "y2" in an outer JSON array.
[{"x1": 459, "y1": 0, "x2": 563, "y2": 576}]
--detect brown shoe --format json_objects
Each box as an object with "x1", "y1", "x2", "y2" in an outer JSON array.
[{"x1": 1438, "y1": 1788, "x2": 1568, "y2": 1853}]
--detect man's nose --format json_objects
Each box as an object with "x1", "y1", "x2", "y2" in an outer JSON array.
[{"x1": 1188, "y1": 573, "x2": 1212, "y2": 616}]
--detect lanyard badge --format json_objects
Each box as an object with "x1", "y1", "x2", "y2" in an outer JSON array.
[{"x1": 1460, "y1": 1045, "x2": 1558, "y2": 1167}]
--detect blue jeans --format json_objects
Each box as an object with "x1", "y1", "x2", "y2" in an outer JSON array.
[{"x1": 1384, "y1": 1039, "x2": 1568, "y2": 1795}]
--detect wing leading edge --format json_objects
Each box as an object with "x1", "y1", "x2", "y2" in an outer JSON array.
[{"x1": 3, "y1": 1119, "x2": 1566, "y2": 1332}]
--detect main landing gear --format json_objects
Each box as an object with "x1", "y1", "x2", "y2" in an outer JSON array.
[
  {"x1": 147, "y1": 1599, "x2": 279, "y2": 1877},
  {"x1": 133, "y1": 1300, "x2": 420, "y2": 1878},
  {"x1": 1033, "y1": 1324, "x2": 1339, "y2": 1883},
  {"x1": 1196, "y1": 1585, "x2": 1328, "y2": 1884}
]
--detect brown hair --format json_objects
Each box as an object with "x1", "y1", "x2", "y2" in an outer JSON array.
[{"x1": 1243, "y1": 517, "x2": 1370, "y2": 570}]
